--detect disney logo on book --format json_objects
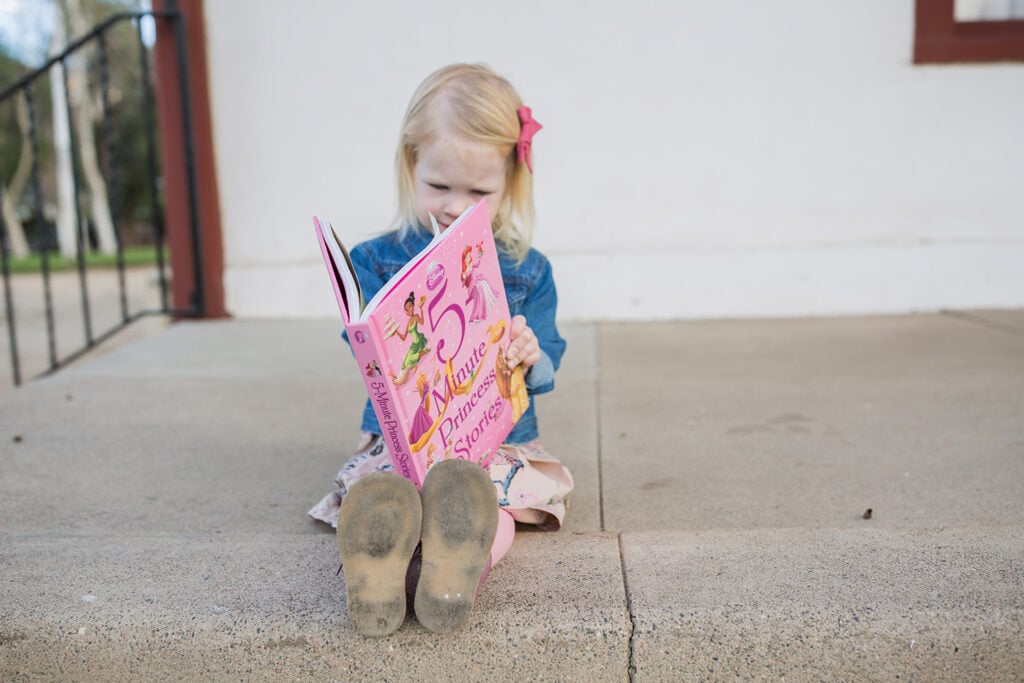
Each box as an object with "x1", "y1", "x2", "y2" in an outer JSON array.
[
  {"x1": 354, "y1": 331, "x2": 367, "y2": 344},
  {"x1": 426, "y1": 262, "x2": 445, "y2": 290}
]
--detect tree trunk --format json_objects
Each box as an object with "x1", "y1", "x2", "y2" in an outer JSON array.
[
  {"x1": 49, "y1": 11, "x2": 78, "y2": 260},
  {"x1": 1, "y1": 193, "x2": 29, "y2": 258},
  {"x1": 1, "y1": 192, "x2": 29, "y2": 258},
  {"x1": 63, "y1": 0, "x2": 118, "y2": 256},
  {"x1": 1, "y1": 94, "x2": 32, "y2": 258}
]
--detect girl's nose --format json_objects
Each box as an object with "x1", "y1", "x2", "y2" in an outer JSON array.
[{"x1": 444, "y1": 194, "x2": 469, "y2": 219}]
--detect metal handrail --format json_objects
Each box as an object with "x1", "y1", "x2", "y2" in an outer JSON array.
[{"x1": 0, "y1": 9, "x2": 203, "y2": 387}]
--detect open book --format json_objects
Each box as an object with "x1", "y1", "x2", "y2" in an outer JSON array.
[{"x1": 314, "y1": 201, "x2": 528, "y2": 487}]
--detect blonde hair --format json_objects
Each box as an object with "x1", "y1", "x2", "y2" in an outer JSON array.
[{"x1": 394, "y1": 63, "x2": 536, "y2": 261}]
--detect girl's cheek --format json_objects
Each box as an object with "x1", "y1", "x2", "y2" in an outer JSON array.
[{"x1": 485, "y1": 197, "x2": 498, "y2": 217}]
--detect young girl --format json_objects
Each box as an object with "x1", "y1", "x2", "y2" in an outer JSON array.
[{"x1": 309, "y1": 63, "x2": 573, "y2": 636}]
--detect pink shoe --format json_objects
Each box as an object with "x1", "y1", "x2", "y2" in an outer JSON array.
[{"x1": 414, "y1": 459, "x2": 498, "y2": 633}]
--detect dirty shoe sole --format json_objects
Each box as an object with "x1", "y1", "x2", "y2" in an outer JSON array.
[
  {"x1": 415, "y1": 459, "x2": 498, "y2": 633},
  {"x1": 337, "y1": 472, "x2": 421, "y2": 636}
]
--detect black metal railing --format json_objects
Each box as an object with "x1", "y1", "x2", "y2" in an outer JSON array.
[{"x1": 0, "y1": 9, "x2": 202, "y2": 388}]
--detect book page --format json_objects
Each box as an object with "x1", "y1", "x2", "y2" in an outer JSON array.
[{"x1": 314, "y1": 216, "x2": 361, "y2": 323}]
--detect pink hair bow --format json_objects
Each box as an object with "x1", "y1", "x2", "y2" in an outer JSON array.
[{"x1": 517, "y1": 106, "x2": 542, "y2": 173}]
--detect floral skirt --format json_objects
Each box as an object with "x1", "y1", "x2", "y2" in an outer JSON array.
[{"x1": 308, "y1": 433, "x2": 574, "y2": 531}]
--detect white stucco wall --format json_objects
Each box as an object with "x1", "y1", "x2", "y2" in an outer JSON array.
[{"x1": 201, "y1": 0, "x2": 1024, "y2": 321}]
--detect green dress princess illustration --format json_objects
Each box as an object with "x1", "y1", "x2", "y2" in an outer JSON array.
[{"x1": 387, "y1": 292, "x2": 430, "y2": 385}]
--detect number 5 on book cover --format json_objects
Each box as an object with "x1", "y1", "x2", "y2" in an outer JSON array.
[{"x1": 314, "y1": 201, "x2": 528, "y2": 487}]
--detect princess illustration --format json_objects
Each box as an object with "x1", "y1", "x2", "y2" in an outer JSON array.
[
  {"x1": 462, "y1": 242, "x2": 498, "y2": 323},
  {"x1": 495, "y1": 343, "x2": 530, "y2": 423},
  {"x1": 409, "y1": 369, "x2": 442, "y2": 444},
  {"x1": 386, "y1": 292, "x2": 430, "y2": 385}
]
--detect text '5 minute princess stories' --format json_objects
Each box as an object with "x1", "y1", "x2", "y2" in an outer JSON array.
[{"x1": 314, "y1": 201, "x2": 528, "y2": 488}]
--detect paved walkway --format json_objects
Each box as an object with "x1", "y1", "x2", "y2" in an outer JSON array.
[
  {"x1": 1, "y1": 312, "x2": 1022, "y2": 680},
  {"x1": 1, "y1": 266, "x2": 168, "y2": 392}
]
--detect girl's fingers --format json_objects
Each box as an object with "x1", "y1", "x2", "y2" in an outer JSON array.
[
  {"x1": 510, "y1": 315, "x2": 527, "y2": 338},
  {"x1": 506, "y1": 339, "x2": 539, "y2": 369},
  {"x1": 505, "y1": 315, "x2": 540, "y2": 370}
]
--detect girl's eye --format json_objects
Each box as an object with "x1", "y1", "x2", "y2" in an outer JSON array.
[
  {"x1": 428, "y1": 183, "x2": 449, "y2": 191},
  {"x1": 471, "y1": 190, "x2": 491, "y2": 197}
]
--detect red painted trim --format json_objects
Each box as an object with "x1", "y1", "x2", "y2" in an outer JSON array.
[
  {"x1": 914, "y1": 0, "x2": 1024, "y2": 63},
  {"x1": 153, "y1": 0, "x2": 227, "y2": 317}
]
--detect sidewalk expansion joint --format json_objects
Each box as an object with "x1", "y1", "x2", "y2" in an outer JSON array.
[
  {"x1": 617, "y1": 533, "x2": 638, "y2": 682},
  {"x1": 942, "y1": 310, "x2": 1024, "y2": 339},
  {"x1": 595, "y1": 383, "x2": 606, "y2": 531}
]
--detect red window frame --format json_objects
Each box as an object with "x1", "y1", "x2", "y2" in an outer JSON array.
[{"x1": 914, "y1": 0, "x2": 1024, "y2": 63}]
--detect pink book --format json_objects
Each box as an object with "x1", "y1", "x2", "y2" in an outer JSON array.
[{"x1": 313, "y1": 202, "x2": 527, "y2": 487}]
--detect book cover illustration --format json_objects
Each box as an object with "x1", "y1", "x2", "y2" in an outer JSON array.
[{"x1": 314, "y1": 202, "x2": 528, "y2": 486}]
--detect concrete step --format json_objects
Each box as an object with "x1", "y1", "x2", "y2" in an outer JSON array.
[
  {"x1": 0, "y1": 531, "x2": 628, "y2": 680},
  {"x1": 3, "y1": 526, "x2": 1019, "y2": 680},
  {"x1": 621, "y1": 526, "x2": 1024, "y2": 680},
  {"x1": 2, "y1": 315, "x2": 1022, "y2": 680}
]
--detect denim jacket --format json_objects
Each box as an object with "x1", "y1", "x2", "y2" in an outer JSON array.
[{"x1": 346, "y1": 226, "x2": 566, "y2": 444}]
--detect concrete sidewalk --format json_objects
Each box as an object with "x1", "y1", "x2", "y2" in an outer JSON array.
[
  {"x1": 1, "y1": 312, "x2": 1022, "y2": 680},
  {"x1": 0, "y1": 266, "x2": 168, "y2": 392}
]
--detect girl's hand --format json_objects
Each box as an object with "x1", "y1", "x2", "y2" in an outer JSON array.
[{"x1": 505, "y1": 315, "x2": 540, "y2": 372}]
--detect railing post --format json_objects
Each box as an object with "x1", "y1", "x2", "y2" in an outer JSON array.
[
  {"x1": 152, "y1": 0, "x2": 226, "y2": 318},
  {"x1": 0, "y1": 183, "x2": 21, "y2": 386},
  {"x1": 137, "y1": 19, "x2": 170, "y2": 313},
  {"x1": 24, "y1": 85, "x2": 59, "y2": 372},
  {"x1": 61, "y1": 55, "x2": 95, "y2": 345},
  {"x1": 97, "y1": 32, "x2": 130, "y2": 323}
]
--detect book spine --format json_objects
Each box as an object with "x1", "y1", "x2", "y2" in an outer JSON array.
[{"x1": 346, "y1": 320, "x2": 421, "y2": 487}]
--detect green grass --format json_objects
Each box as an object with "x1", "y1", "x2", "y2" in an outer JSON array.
[{"x1": 2, "y1": 246, "x2": 164, "y2": 274}]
